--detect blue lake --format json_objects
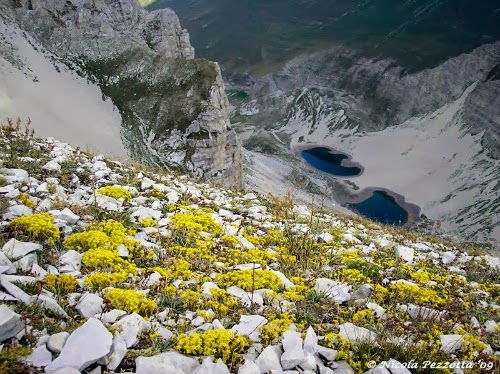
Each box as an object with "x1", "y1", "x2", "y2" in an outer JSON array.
[
  {"x1": 301, "y1": 147, "x2": 361, "y2": 177},
  {"x1": 347, "y1": 191, "x2": 409, "y2": 226},
  {"x1": 301, "y1": 147, "x2": 409, "y2": 226}
]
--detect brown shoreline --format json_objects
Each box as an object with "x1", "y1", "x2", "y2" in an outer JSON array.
[{"x1": 293, "y1": 143, "x2": 421, "y2": 225}]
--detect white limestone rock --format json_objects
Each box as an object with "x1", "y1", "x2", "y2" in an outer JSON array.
[
  {"x1": 0, "y1": 305, "x2": 23, "y2": 342},
  {"x1": 338, "y1": 323, "x2": 377, "y2": 345},
  {"x1": 484, "y1": 320, "x2": 497, "y2": 333},
  {"x1": 50, "y1": 208, "x2": 80, "y2": 225},
  {"x1": 99, "y1": 309, "x2": 127, "y2": 324},
  {"x1": 45, "y1": 318, "x2": 112, "y2": 374},
  {"x1": 3, "y1": 204, "x2": 33, "y2": 219},
  {"x1": 201, "y1": 281, "x2": 220, "y2": 297},
  {"x1": 314, "y1": 278, "x2": 351, "y2": 302},
  {"x1": 439, "y1": 334, "x2": 463, "y2": 353},
  {"x1": 317, "y1": 345, "x2": 338, "y2": 362},
  {"x1": 76, "y1": 293, "x2": 104, "y2": 318},
  {"x1": 36, "y1": 295, "x2": 69, "y2": 318},
  {"x1": 114, "y1": 313, "x2": 150, "y2": 348},
  {"x1": 23, "y1": 344, "x2": 52, "y2": 367},
  {"x1": 271, "y1": 270, "x2": 294, "y2": 289},
  {"x1": 131, "y1": 207, "x2": 162, "y2": 221},
  {"x1": 0, "y1": 252, "x2": 16, "y2": 274},
  {"x1": 59, "y1": 250, "x2": 82, "y2": 274},
  {"x1": 192, "y1": 357, "x2": 230, "y2": 374},
  {"x1": 107, "y1": 335, "x2": 128, "y2": 371},
  {"x1": 47, "y1": 332, "x2": 70, "y2": 354},
  {"x1": 255, "y1": 345, "x2": 282, "y2": 373},
  {"x1": 238, "y1": 359, "x2": 261, "y2": 374},
  {"x1": 13, "y1": 253, "x2": 38, "y2": 272},
  {"x1": 42, "y1": 160, "x2": 61, "y2": 172},
  {"x1": 231, "y1": 315, "x2": 268, "y2": 341},
  {"x1": 303, "y1": 326, "x2": 318, "y2": 355},
  {"x1": 2, "y1": 239, "x2": 42, "y2": 261},
  {"x1": 95, "y1": 195, "x2": 122, "y2": 211},
  {"x1": 135, "y1": 352, "x2": 199, "y2": 374},
  {"x1": 0, "y1": 278, "x2": 33, "y2": 304},
  {"x1": 0, "y1": 168, "x2": 29, "y2": 184},
  {"x1": 281, "y1": 330, "x2": 304, "y2": 370},
  {"x1": 395, "y1": 245, "x2": 414, "y2": 264},
  {"x1": 442, "y1": 251, "x2": 456, "y2": 264}
]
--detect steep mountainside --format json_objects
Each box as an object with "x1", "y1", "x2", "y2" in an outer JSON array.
[
  {"x1": 0, "y1": 0, "x2": 243, "y2": 189},
  {"x1": 0, "y1": 128, "x2": 498, "y2": 373}
]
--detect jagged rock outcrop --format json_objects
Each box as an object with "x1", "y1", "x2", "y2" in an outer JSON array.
[{"x1": 1, "y1": 0, "x2": 243, "y2": 189}]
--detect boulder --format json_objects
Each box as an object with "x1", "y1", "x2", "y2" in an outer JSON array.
[
  {"x1": 0, "y1": 305, "x2": 23, "y2": 342},
  {"x1": 281, "y1": 330, "x2": 304, "y2": 370},
  {"x1": 76, "y1": 293, "x2": 104, "y2": 318},
  {"x1": 314, "y1": 278, "x2": 351, "y2": 302},
  {"x1": 338, "y1": 323, "x2": 377, "y2": 345},
  {"x1": 47, "y1": 332, "x2": 70, "y2": 354},
  {"x1": 255, "y1": 345, "x2": 282, "y2": 373},
  {"x1": 135, "y1": 352, "x2": 199, "y2": 374},
  {"x1": 231, "y1": 315, "x2": 268, "y2": 341},
  {"x1": 23, "y1": 344, "x2": 52, "y2": 367},
  {"x1": 45, "y1": 318, "x2": 112, "y2": 373},
  {"x1": 2, "y1": 239, "x2": 42, "y2": 261}
]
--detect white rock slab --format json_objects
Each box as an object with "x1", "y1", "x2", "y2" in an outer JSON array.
[
  {"x1": 255, "y1": 345, "x2": 282, "y2": 373},
  {"x1": 45, "y1": 318, "x2": 112, "y2": 374},
  {"x1": 281, "y1": 330, "x2": 304, "y2": 370},
  {"x1": 47, "y1": 332, "x2": 70, "y2": 354},
  {"x1": 0, "y1": 305, "x2": 23, "y2": 342},
  {"x1": 107, "y1": 335, "x2": 128, "y2": 371},
  {"x1": 135, "y1": 352, "x2": 199, "y2": 374},
  {"x1": 2, "y1": 239, "x2": 42, "y2": 261},
  {"x1": 314, "y1": 278, "x2": 351, "y2": 302},
  {"x1": 238, "y1": 359, "x2": 261, "y2": 374},
  {"x1": 76, "y1": 293, "x2": 104, "y2": 318},
  {"x1": 23, "y1": 344, "x2": 52, "y2": 367},
  {"x1": 395, "y1": 245, "x2": 414, "y2": 264},
  {"x1": 231, "y1": 315, "x2": 268, "y2": 341},
  {"x1": 439, "y1": 335, "x2": 463, "y2": 353},
  {"x1": 338, "y1": 323, "x2": 377, "y2": 345},
  {"x1": 192, "y1": 358, "x2": 230, "y2": 374},
  {"x1": 115, "y1": 313, "x2": 150, "y2": 348}
]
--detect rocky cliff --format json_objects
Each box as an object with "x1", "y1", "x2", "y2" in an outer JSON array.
[{"x1": 0, "y1": 0, "x2": 243, "y2": 189}]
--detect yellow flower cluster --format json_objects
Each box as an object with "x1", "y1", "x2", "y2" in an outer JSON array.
[
  {"x1": 215, "y1": 270, "x2": 283, "y2": 292},
  {"x1": 170, "y1": 210, "x2": 223, "y2": 236},
  {"x1": 282, "y1": 286, "x2": 307, "y2": 301},
  {"x1": 84, "y1": 271, "x2": 129, "y2": 290},
  {"x1": 175, "y1": 330, "x2": 250, "y2": 363},
  {"x1": 139, "y1": 218, "x2": 158, "y2": 227},
  {"x1": 97, "y1": 185, "x2": 132, "y2": 201},
  {"x1": 205, "y1": 288, "x2": 240, "y2": 315},
  {"x1": 82, "y1": 248, "x2": 137, "y2": 274},
  {"x1": 10, "y1": 213, "x2": 60, "y2": 243},
  {"x1": 323, "y1": 332, "x2": 351, "y2": 360},
  {"x1": 64, "y1": 230, "x2": 110, "y2": 252},
  {"x1": 105, "y1": 288, "x2": 157, "y2": 316},
  {"x1": 352, "y1": 309, "x2": 374, "y2": 325},
  {"x1": 260, "y1": 313, "x2": 295, "y2": 344},
  {"x1": 335, "y1": 268, "x2": 367, "y2": 284},
  {"x1": 18, "y1": 192, "x2": 35, "y2": 208},
  {"x1": 390, "y1": 282, "x2": 448, "y2": 306},
  {"x1": 45, "y1": 273, "x2": 78, "y2": 294}
]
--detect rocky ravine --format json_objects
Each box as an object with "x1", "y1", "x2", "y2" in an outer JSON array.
[
  {"x1": 227, "y1": 42, "x2": 500, "y2": 247},
  {"x1": 0, "y1": 127, "x2": 499, "y2": 373},
  {"x1": 0, "y1": 0, "x2": 243, "y2": 189}
]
